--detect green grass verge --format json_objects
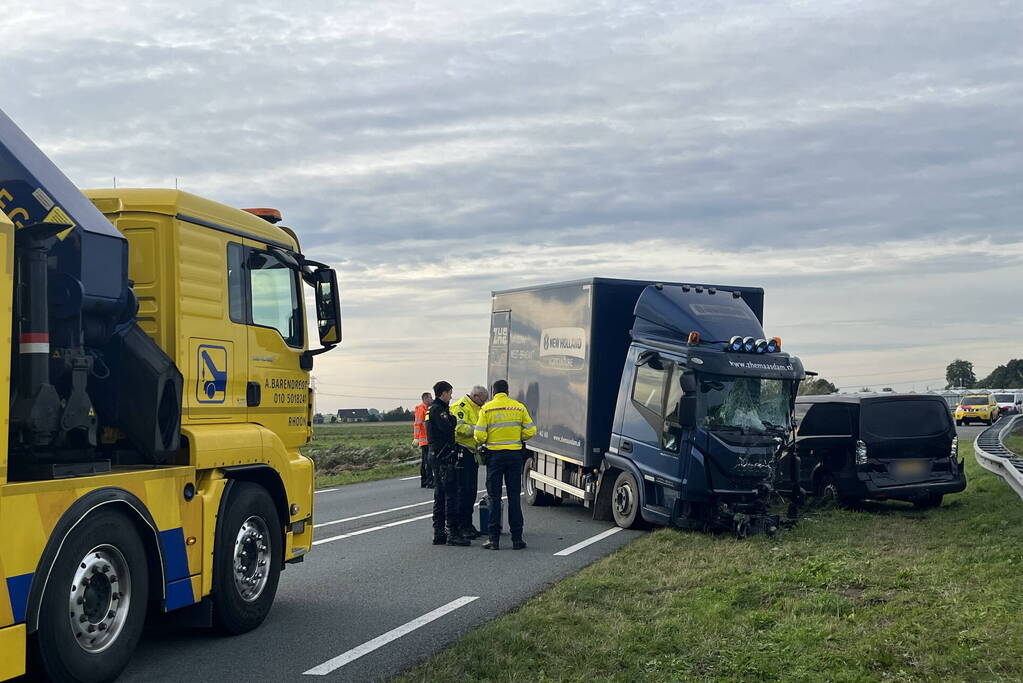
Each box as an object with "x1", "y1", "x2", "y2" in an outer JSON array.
[
  {"x1": 315, "y1": 462, "x2": 420, "y2": 488},
  {"x1": 398, "y1": 443, "x2": 1023, "y2": 682},
  {"x1": 1006, "y1": 435, "x2": 1023, "y2": 458},
  {"x1": 302, "y1": 422, "x2": 420, "y2": 488}
]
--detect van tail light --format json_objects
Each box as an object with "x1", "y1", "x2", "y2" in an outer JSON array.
[
  {"x1": 951, "y1": 436, "x2": 959, "y2": 463},
  {"x1": 855, "y1": 440, "x2": 868, "y2": 465}
]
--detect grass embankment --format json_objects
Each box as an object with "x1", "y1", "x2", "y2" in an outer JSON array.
[
  {"x1": 1006, "y1": 420, "x2": 1023, "y2": 457},
  {"x1": 301, "y1": 422, "x2": 419, "y2": 488},
  {"x1": 399, "y1": 443, "x2": 1023, "y2": 682}
]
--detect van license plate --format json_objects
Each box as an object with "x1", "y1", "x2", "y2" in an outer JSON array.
[{"x1": 893, "y1": 461, "x2": 929, "y2": 478}]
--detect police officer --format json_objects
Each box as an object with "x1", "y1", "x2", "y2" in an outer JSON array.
[
  {"x1": 451, "y1": 385, "x2": 489, "y2": 538},
  {"x1": 425, "y1": 381, "x2": 470, "y2": 546},
  {"x1": 474, "y1": 379, "x2": 537, "y2": 550}
]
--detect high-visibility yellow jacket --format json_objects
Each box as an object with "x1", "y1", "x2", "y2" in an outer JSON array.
[
  {"x1": 451, "y1": 394, "x2": 483, "y2": 452},
  {"x1": 474, "y1": 393, "x2": 537, "y2": 451}
]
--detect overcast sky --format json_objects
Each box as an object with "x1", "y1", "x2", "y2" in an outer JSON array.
[{"x1": 3, "y1": 0, "x2": 1020, "y2": 412}]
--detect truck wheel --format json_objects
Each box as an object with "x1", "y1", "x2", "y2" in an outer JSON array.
[
  {"x1": 212, "y1": 483, "x2": 283, "y2": 635},
  {"x1": 611, "y1": 470, "x2": 644, "y2": 529},
  {"x1": 33, "y1": 508, "x2": 149, "y2": 683},
  {"x1": 523, "y1": 457, "x2": 551, "y2": 506}
]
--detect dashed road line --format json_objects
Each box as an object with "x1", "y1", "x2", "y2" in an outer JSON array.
[
  {"x1": 302, "y1": 596, "x2": 480, "y2": 675},
  {"x1": 553, "y1": 527, "x2": 622, "y2": 556}
]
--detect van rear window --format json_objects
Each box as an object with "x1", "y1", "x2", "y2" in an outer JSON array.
[{"x1": 861, "y1": 400, "x2": 950, "y2": 438}]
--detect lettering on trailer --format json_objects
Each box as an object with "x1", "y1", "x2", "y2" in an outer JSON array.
[
  {"x1": 263, "y1": 376, "x2": 309, "y2": 406},
  {"x1": 196, "y1": 344, "x2": 228, "y2": 404},
  {"x1": 0, "y1": 183, "x2": 76, "y2": 238},
  {"x1": 539, "y1": 327, "x2": 586, "y2": 370}
]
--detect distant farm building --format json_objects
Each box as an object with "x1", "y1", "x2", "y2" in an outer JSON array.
[{"x1": 337, "y1": 408, "x2": 372, "y2": 423}]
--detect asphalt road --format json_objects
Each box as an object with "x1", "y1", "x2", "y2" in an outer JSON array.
[
  {"x1": 116, "y1": 422, "x2": 989, "y2": 681},
  {"x1": 122, "y1": 469, "x2": 643, "y2": 682}
]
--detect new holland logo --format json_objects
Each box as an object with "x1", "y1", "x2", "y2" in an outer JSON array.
[{"x1": 539, "y1": 327, "x2": 586, "y2": 369}]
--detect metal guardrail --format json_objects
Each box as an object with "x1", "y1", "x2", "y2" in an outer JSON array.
[{"x1": 974, "y1": 414, "x2": 1023, "y2": 499}]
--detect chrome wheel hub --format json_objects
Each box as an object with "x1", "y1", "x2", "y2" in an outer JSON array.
[
  {"x1": 233, "y1": 516, "x2": 270, "y2": 602},
  {"x1": 69, "y1": 545, "x2": 131, "y2": 653}
]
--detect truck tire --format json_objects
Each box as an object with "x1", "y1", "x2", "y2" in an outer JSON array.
[
  {"x1": 523, "y1": 456, "x2": 552, "y2": 506},
  {"x1": 212, "y1": 482, "x2": 283, "y2": 635},
  {"x1": 33, "y1": 508, "x2": 149, "y2": 683},
  {"x1": 611, "y1": 470, "x2": 643, "y2": 529}
]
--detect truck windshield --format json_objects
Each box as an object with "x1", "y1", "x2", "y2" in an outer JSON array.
[{"x1": 696, "y1": 373, "x2": 792, "y2": 436}]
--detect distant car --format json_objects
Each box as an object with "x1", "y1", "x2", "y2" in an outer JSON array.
[
  {"x1": 955, "y1": 394, "x2": 999, "y2": 425},
  {"x1": 786, "y1": 394, "x2": 965, "y2": 508},
  {"x1": 992, "y1": 392, "x2": 1020, "y2": 415}
]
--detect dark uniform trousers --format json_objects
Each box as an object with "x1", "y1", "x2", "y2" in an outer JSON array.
[
  {"x1": 485, "y1": 449, "x2": 524, "y2": 541},
  {"x1": 457, "y1": 446, "x2": 478, "y2": 531},
  {"x1": 420, "y1": 445, "x2": 432, "y2": 487},
  {"x1": 431, "y1": 448, "x2": 463, "y2": 537}
]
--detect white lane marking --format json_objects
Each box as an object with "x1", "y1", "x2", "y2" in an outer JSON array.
[
  {"x1": 313, "y1": 490, "x2": 514, "y2": 544},
  {"x1": 314, "y1": 489, "x2": 487, "y2": 529},
  {"x1": 553, "y1": 527, "x2": 622, "y2": 556},
  {"x1": 315, "y1": 488, "x2": 339, "y2": 494},
  {"x1": 399, "y1": 475, "x2": 420, "y2": 481},
  {"x1": 303, "y1": 596, "x2": 479, "y2": 676},
  {"x1": 315, "y1": 500, "x2": 432, "y2": 528},
  {"x1": 313, "y1": 513, "x2": 434, "y2": 545}
]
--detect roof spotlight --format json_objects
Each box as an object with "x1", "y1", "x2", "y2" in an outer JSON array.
[
  {"x1": 729, "y1": 335, "x2": 743, "y2": 352},
  {"x1": 766, "y1": 337, "x2": 780, "y2": 353},
  {"x1": 754, "y1": 339, "x2": 768, "y2": 354},
  {"x1": 742, "y1": 336, "x2": 755, "y2": 353}
]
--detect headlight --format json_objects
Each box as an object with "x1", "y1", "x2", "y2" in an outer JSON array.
[
  {"x1": 855, "y1": 440, "x2": 868, "y2": 465},
  {"x1": 754, "y1": 339, "x2": 768, "y2": 354},
  {"x1": 742, "y1": 336, "x2": 755, "y2": 352},
  {"x1": 728, "y1": 335, "x2": 743, "y2": 352}
]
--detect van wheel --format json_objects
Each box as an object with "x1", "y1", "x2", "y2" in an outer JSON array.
[
  {"x1": 913, "y1": 494, "x2": 943, "y2": 509},
  {"x1": 523, "y1": 457, "x2": 551, "y2": 506},
  {"x1": 33, "y1": 508, "x2": 149, "y2": 683},
  {"x1": 212, "y1": 483, "x2": 283, "y2": 635},
  {"x1": 815, "y1": 474, "x2": 850, "y2": 508},
  {"x1": 611, "y1": 471, "x2": 644, "y2": 529}
]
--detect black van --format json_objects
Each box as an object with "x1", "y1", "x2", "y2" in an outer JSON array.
[{"x1": 786, "y1": 394, "x2": 966, "y2": 508}]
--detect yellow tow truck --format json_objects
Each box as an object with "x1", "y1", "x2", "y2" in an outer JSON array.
[{"x1": 0, "y1": 109, "x2": 341, "y2": 681}]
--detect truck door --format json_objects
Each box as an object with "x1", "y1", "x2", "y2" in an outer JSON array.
[
  {"x1": 183, "y1": 231, "x2": 247, "y2": 423},
  {"x1": 619, "y1": 352, "x2": 684, "y2": 503},
  {"x1": 242, "y1": 240, "x2": 310, "y2": 449}
]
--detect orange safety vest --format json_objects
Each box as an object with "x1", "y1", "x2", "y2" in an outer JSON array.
[{"x1": 414, "y1": 403, "x2": 429, "y2": 446}]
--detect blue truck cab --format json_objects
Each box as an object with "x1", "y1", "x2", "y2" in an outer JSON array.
[{"x1": 487, "y1": 278, "x2": 804, "y2": 536}]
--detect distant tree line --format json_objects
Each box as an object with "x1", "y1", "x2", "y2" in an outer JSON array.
[
  {"x1": 945, "y1": 359, "x2": 1023, "y2": 390},
  {"x1": 312, "y1": 405, "x2": 414, "y2": 424}
]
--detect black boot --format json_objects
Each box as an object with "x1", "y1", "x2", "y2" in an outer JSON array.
[
  {"x1": 432, "y1": 532, "x2": 447, "y2": 545},
  {"x1": 482, "y1": 537, "x2": 499, "y2": 550},
  {"x1": 446, "y1": 527, "x2": 470, "y2": 546},
  {"x1": 512, "y1": 538, "x2": 527, "y2": 550}
]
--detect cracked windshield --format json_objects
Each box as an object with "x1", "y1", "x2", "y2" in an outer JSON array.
[{"x1": 697, "y1": 373, "x2": 792, "y2": 436}]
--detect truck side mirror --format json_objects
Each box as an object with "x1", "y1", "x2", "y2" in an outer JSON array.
[
  {"x1": 677, "y1": 370, "x2": 698, "y2": 428},
  {"x1": 680, "y1": 370, "x2": 697, "y2": 393},
  {"x1": 314, "y1": 268, "x2": 342, "y2": 345}
]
